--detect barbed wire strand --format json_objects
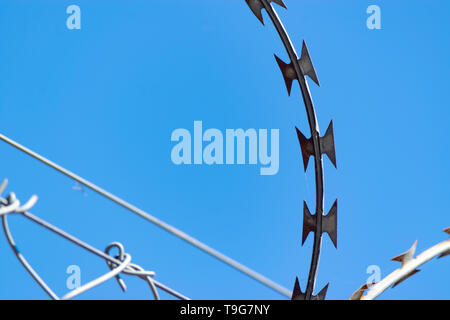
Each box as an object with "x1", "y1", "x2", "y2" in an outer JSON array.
[
  {"x1": 0, "y1": 190, "x2": 189, "y2": 300},
  {"x1": 0, "y1": 134, "x2": 291, "y2": 298}
]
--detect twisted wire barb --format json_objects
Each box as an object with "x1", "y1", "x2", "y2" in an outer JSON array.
[
  {"x1": 0, "y1": 134, "x2": 290, "y2": 298},
  {"x1": 350, "y1": 228, "x2": 450, "y2": 300},
  {"x1": 105, "y1": 242, "x2": 161, "y2": 300},
  {"x1": 0, "y1": 180, "x2": 188, "y2": 300},
  {"x1": 245, "y1": 0, "x2": 337, "y2": 299}
]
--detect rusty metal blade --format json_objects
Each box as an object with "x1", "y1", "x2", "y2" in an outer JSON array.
[
  {"x1": 349, "y1": 283, "x2": 370, "y2": 300},
  {"x1": 271, "y1": 0, "x2": 287, "y2": 9},
  {"x1": 323, "y1": 200, "x2": 338, "y2": 248},
  {"x1": 444, "y1": 227, "x2": 450, "y2": 236},
  {"x1": 391, "y1": 240, "x2": 417, "y2": 267},
  {"x1": 295, "y1": 123, "x2": 336, "y2": 171},
  {"x1": 302, "y1": 201, "x2": 316, "y2": 246},
  {"x1": 291, "y1": 276, "x2": 306, "y2": 300},
  {"x1": 299, "y1": 40, "x2": 320, "y2": 86},
  {"x1": 274, "y1": 54, "x2": 296, "y2": 95},
  {"x1": 295, "y1": 127, "x2": 313, "y2": 171},
  {"x1": 293, "y1": 278, "x2": 330, "y2": 301},
  {"x1": 245, "y1": 0, "x2": 286, "y2": 25},
  {"x1": 392, "y1": 269, "x2": 420, "y2": 288},
  {"x1": 245, "y1": 0, "x2": 265, "y2": 24},
  {"x1": 320, "y1": 121, "x2": 337, "y2": 168},
  {"x1": 312, "y1": 283, "x2": 329, "y2": 300}
]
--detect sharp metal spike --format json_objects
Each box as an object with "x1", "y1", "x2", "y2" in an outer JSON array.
[
  {"x1": 392, "y1": 269, "x2": 420, "y2": 288},
  {"x1": 298, "y1": 40, "x2": 320, "y2": 86},
  {"x1": 245, "y1": 0, "x2": 287, "y2": 25},
  {"x1": 391, "y1": 240, "x2": 418, "y2": 267},
  {"x1": 323, "y1": 200, "x2": 338, "y2": 248},
  {"x1": 320, "y1": 121, "x2": 337, "y2": 168},
  {"x1": 272, "y1": 0, "x2": 287, "y2": 9},
  {"x1": 274, "y1": 54, "x2": 296, "y2": 95},
  {"x1": 312, "y1": 283, "x2": 329, "y2": 300},
  {"x1": 302, "y1": 201, "x2": 316, "y2": 245},
  {"x1": 295, "y1": 122, "x2": 336, "y2": 171},
  {"x1": 245, "y1": 0, "x2": 265, "y2": 24},
  {"x1": 349, "y1": 283, "x2": 370, "y2": 300},
  {"x1": 295, "y1": 127, "x2": 313, "y2": 171},
  {"x1": 291, "y1": 277, "x2": 306, "y2": 300}
]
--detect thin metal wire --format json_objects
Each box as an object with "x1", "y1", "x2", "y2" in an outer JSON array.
[
  {"x1": 62, "y1": 254, "x2": 132, "y2": 300},
  {"x1": 0, "y1": 133, "x2": 291, "y2": 298},
  {"x1": 21, "y1": 208, "x2": 188, "y2": 299},
  {"x1": 0, "y1": 188, "x2": 189, "y2": 300},
  {"x1": 2, "y1": 212, "x2": 59, "y2": 300}
]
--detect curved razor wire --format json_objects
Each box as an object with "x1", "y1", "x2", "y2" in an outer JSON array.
[
  {"x1": 350, "y1": 228, "x2": 450, "y2": 300},
  {"x1": 245, "y1": 0, "x2": 337, "y2": 299},
  {"x1": 0, "y1": 181, "x2": 188, "y2": 300}
]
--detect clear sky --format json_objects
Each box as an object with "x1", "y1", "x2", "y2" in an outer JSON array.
[{"x1": 0, "y1": 0, "x2": 449, "y2": 300}]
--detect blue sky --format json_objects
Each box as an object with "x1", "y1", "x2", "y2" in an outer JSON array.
[{"x1": 0, "y1": 0, "x2": 449, "y2": 300}]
